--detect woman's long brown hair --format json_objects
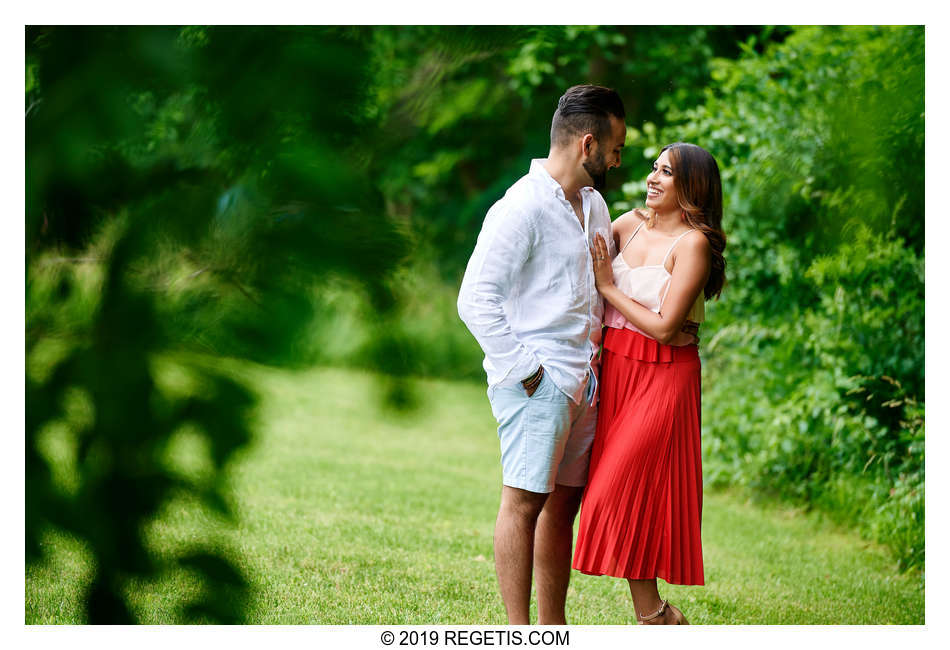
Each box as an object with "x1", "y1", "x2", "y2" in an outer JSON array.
[{"x1": 659, "y1": 142, "x2": 727, "y2": 300}]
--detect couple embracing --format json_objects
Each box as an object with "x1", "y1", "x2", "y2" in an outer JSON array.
[{"x1": 458, "y1": 85, "x2": 726, "y2": 625}]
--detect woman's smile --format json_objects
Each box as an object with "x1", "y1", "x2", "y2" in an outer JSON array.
[{"x1": 645, "y1": 149, "x2": 677, "y2": 210}]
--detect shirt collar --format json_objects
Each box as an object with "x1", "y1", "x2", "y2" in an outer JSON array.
[{"x1": 529, "y1": 158, "x2": 594, "y2": 199}]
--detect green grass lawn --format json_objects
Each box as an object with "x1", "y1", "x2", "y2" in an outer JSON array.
[{"x1": 25, "y1": 363, "x2": 924, "y2": 624}]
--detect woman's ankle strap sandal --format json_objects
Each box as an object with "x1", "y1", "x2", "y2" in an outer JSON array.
[
  {"x1": 637, "y1": 600, "x2": 689, "y2": 625},
  {"x1": 637, "y1": 600, "x2": 668, "y2": 623}
]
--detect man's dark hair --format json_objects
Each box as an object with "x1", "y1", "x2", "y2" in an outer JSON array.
[{"x1": 550, "y1": 85, "x2": 626, "y2": 148}]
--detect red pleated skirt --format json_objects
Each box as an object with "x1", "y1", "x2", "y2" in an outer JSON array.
[{"x1": 572, "y1": 326, "x2": 704, "y2": 585}]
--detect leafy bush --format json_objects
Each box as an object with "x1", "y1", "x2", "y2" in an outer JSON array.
[{"x1": 625, "y1": 26, "x2": 924, "y2": 570}]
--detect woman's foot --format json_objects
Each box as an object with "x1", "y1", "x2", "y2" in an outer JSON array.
[{"x1": 667, "y1": 602, "x2": 689, "y2": 625}]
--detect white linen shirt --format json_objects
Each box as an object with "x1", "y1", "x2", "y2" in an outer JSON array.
[{"x1": 458, "y1": 159, "x2": 616, "y2": 405}]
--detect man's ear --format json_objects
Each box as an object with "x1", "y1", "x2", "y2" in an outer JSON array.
[{"x1": 581, "y1": 133, "x2": 594, "y2": 158}]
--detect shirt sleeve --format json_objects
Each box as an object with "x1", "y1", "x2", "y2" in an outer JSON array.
[
  {"x1": 457, "y1": 202, "x2": 542, "y2": 387},
  {"x1": 594, "y1": 191, "x2": 618, "y2": 258}
]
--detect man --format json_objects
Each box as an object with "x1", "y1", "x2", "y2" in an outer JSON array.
[{"x1": 457, "y1": 85, "x2": 626, "y2": 625}]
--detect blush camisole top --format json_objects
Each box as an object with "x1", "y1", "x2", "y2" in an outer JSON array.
[{"x1": 603, "y1": 221, "x2": 705, "y2": 337}]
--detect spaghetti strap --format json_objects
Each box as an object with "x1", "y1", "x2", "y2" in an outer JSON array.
[
  {"x1": 662, "y1": 229, "x2": 695, "y2": 267},
  {"x1": 620, "y1": 220, "x2": 645, "y2": 254}
]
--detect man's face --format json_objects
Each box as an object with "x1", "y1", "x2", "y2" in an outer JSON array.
[
  {"x1": 582, "y1": 149, "x2": 608, "y2": 192},
  {"x1": 583, "y1": 115, "x2": 626, "y2": 191}
]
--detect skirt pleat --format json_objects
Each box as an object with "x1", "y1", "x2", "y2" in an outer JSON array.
[{"x1": 572, "y1": 327, "x2": 704, "y2": 585}]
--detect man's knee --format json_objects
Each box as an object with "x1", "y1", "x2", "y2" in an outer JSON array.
[
  {"x1": 541, "y1": 484, "x2": 584, "y2": 525},
  {"x1": 500, "y1": 485, "x2": 549, "y2": 522}
]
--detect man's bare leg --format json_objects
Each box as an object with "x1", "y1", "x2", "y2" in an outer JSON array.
[
  {"x1": 534, "y1": 484, "x2": 584, "y2": 624},
  {"x1": 495, "y1": 485, "x2": 548, "y2": 624}
]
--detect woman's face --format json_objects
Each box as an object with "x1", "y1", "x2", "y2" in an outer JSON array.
[{"x1": 645, "y1": 149, "x2": 678, "y2": 213}]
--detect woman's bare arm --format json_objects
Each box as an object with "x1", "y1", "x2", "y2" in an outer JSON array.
[{"x1": 592, "y1": 231, "x2": 709, "y2": 345}]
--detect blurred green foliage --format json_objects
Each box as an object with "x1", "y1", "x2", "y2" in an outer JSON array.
[{"x1": 26, "y1": 26, "x2": 415, "y2": 622}]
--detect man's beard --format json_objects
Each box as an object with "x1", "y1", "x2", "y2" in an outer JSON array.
[{"x1": 583, "y1": 151, "x2": 608, "y2": 191}]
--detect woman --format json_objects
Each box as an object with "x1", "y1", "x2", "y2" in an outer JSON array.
[{"x1": 572, "y1": 142, "x2": 726, "y2": 625}]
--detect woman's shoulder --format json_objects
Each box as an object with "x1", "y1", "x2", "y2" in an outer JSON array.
[
  {"x1": 612, "y1": 208, "x2": 649, "y2": 235},
  {"x1": 676, "y1": 229, "x2": 712, "y2": 258}
]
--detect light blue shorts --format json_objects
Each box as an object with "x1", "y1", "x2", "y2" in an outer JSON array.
[{"x1": 488, "y1": 372, "x2": 597, "y2": 494}]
